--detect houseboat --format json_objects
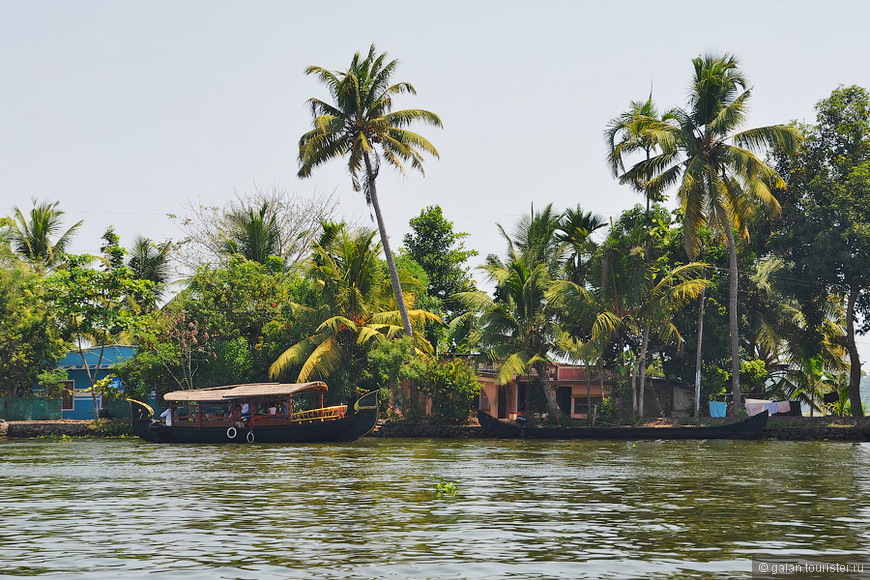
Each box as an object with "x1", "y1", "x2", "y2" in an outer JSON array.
[{"x1": 129, "y1": 382, "x2": 377, "y2": 444}]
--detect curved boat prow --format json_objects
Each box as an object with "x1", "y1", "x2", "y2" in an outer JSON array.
[
  {"x1": 127, "y1": 398, "x2": 155, "y2": 421},
  {"x1": 739, "y1": 410, "x2": 770, "y2": 439},
  {"x1": 339, "y1": 390, "x2": 379, "y2": 441}
]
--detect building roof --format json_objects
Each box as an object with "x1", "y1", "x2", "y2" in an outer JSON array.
[{"x1": 57, "y1": 345, "x2": 137, "y2": 370}]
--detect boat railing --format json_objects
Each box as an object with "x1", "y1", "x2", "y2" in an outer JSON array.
[{"x1": 290, "y1": 404, "x2": 348, "y2": 423}]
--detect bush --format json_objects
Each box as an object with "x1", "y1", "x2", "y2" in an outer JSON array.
[
  {"x1": 86, "y1": 419, "x2": 134, "y2": 438},
  {"x1": 418, "y1": 359, "x2": 480, "y2": 424},
  {"x1": 598, "y1": 397, "x2": 620, "y2": 425}
]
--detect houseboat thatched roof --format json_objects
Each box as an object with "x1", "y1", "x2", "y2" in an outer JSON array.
[{"x1": 163, "y1": 382, "x2": 328, "y2": 403}]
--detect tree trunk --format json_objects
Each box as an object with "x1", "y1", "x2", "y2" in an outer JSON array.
[
  {"x1": 585, "y1": 360, "x2": 592, "y2": 421},
  {"x1": 846, "y1": 285, "x2": 865, "y2": 418},
  {"x1": 363, "y1": 152, "x2": 414, "y2": 338},
  {"x1": 725, "y1": 225, "x2": 741, "y2": 416},
  {"x1": 536, "y1": 363, "x2": 561, "y2": 421},
  {"x1": 694, "y1": 285, "x2": 706, "y2": 419},
  {"x1": 638, "y1": 321, "x2": 650, "y2": 419},
  {"x1": 631, "y1": 353, "x2": 639, "y2": 417}
]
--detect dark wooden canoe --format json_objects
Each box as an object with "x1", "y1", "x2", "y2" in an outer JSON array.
[
  {"x1": 477, "y1": 409, "x2": 769, "y2": 440},
  {"x1": 130, "y1": 388, "x2": 378, "y2": 444}
]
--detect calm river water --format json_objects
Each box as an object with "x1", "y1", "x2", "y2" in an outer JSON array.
[{"x1": 1, "y1": 437, "x2": 869, "y2": 579}]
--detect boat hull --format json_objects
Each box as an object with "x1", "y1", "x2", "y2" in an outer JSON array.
[
  {"x1": 131, "y1": 391, "x2": 378, "y2": 444},
  {"x1": 477, "y1": 409, "x2": 769, "y2": 440}
]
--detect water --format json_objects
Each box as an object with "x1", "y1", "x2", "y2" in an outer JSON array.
[{"x1": 1, "y1": 437, "x2": 869, "y2": 578}]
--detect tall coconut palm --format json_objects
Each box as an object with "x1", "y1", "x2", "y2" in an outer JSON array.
[
  {"x1": 269, "y1": 223, "x2": 439, "y2": 382},
  {"x1": 557, "y1": 205, "x2": 606, "y2": 286},
  {"x1": 8, "y1": 200, "x2": 82, "y2": 271},
  {"x1": 298, "y1": 45, "x2": 442, "y2": 338},
  {"x1": 619, "y1": 54, "x2": 801, "y2": 415},
  {"x1": 606, "y1": 95, "x2": 672, "y2": 212}
]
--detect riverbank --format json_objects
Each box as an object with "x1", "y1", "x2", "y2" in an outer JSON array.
[{"x1": 3, "y1": 416, "x2": 869, "y2": 441}]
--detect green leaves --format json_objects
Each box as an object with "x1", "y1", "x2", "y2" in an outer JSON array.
[{"x1": 298, "y1": 44, "x2": 441, "y2": 192}]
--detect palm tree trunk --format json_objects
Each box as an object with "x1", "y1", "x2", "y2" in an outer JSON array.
[
  {"x1": 846, "y1": 285, "x2": 865, "y2": 418},
  {"x1": 638, "y1": 322, "x2": 650, "y2": 419},
  {"x1": 585, "y1": 359, "x2": 592, "y2": 421},
  {"x1": 631, "y1": 355, "x2": 639, "y2": 417},
  {"x1": 363, "y1": 152, "x2": 413, "y2": 337},
  {"x1": 725, "y1": 225, "x2": 741, "y2": 416},
  {"x1": 694, "y1": 285, "x2": 706, "y2": 419},
  {"x1": 536, "y1": 363, "x2": 561, "y2": 421}
]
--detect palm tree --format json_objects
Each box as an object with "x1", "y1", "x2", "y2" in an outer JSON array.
[
  {"x1": 128, "y1": 236, "x2": 172, "y2": 305},
  {"x1": 463, "y1": 205, "x2": 568, "y2": 420},
  {"x1": 269, "y1": 223, "x2": 439, "y2": 383},
  {"x1": 8, "y1": 200, "x2": 82, "y2": 271},
  {"x1": 606, "y1": 95, "x2": 671, "y2": 212},
  {"x1": 619, "y1": 54, "x2": 801, "y2": 415},
  {"x1": 556, "y1": 206, "x2": 607, "y2": 286},
  {"x1": 219, "y1": 202, "x2": 280, "y2": 265},
  {"x1": 298, "y1": 45, "x2": 442, "y2": 338},
  {"x1": 456, "y1": 256, "x2": 563, "y2": 420},
  {"x1": 550, "y1": 253, "x2": 708, "y2": 418}
]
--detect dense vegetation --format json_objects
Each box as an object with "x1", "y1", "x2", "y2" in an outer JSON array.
[{"x1": 1, "y1": 50, "x2": 868, "y2": 421}]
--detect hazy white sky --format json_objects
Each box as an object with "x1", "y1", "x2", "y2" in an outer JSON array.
[{"x1": 3, "y1": 1, "x2": 870, "y2": 359}]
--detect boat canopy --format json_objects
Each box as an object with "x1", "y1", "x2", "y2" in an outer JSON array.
[{"x1": 163, "y1": 382, "x2": 328, "y2": 403}]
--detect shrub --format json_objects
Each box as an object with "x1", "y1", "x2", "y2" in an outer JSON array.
[{"x1": 418, "y1": 359, "x2": 480, "y2": 424}]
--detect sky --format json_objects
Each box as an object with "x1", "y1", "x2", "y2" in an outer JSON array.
[{"x1": 3, "y1": 0, "x2": 870, "y2": 372}]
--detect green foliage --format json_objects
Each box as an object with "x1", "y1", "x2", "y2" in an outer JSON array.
[
  {"x1": 199, "y1": 336, "x2": 253, "y2": 386},
  {"x1": 270, "y1": 224, "x2": 439, "y2": 385},
  {"x1": 417, "y1": 358, "x2": 480, "y2": 424},
  {"x1": 44, "y1": 235, "x2": 155, "y2": 416},
  {"x1": 771, "y1": 85, "x2": 870, "y2": 417},
  {"x1": 36, "y1": 369, "x2": 69, "y2": 398},
  {"x1": 6, "y1": 199, "x2": 82, "y2": 271},
  {"x1": 117, "y1": 258, "x2": 303, "y2": 396},
  {"x1": 127, "y1": 236, "x2": 171, "y2": 305},
  {"x1": 739, "y1": 359, "x2": 768, "y2": 393},
  {"x1": 86, "y1": 419, "x2": 134, "y2": 438},
  {"x1": 299, "y1": 45, "x2": 442, "y2": 338},
  {"x1": 614, "y1": 54, "x2": 801, "y2": 415},
  {"x1": 298, "y1": 44, "x2": 442, "y2": 194},
  {"x1": 597, "y1": 397, "x2": 620, "y2": 424},
  {"x1": 367, "y1": 337, "x2": 425, "y2": 413},
  {"x1": 0, "y1": 262, "x2": 67, "y2": 397},
  {"x1": 403, "y1": 205, "x2": 477, "y2": 313},
  {"x1": 433, "y1": 476, "x2": 458, "y2": 497},
  {"x1": 111, "y1": 347, "x2": 173, "y2": 400}
]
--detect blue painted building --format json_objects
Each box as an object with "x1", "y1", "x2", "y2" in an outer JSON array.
[{"x1": 57, "y1": 345, "x2": 137, "y2": 420}]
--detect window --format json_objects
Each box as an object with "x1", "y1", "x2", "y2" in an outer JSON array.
[{"x1": 573, "y1": 396, "x2": 603, "y2": 416}]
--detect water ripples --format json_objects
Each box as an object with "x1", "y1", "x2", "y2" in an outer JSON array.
[{"x1": 1, "y1": 438, "x2": 868, "y2": 578}]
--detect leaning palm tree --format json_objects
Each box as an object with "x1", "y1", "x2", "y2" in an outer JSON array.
[
  {"x1": 298, "y1": 45, "x2": 442, "y2": 338},
  {"x1": 8, "y1": 200, "x2": 82, "y2": 271},
  {"x1": 619, "y1": 54, "x2": 802, "y2": 415}
]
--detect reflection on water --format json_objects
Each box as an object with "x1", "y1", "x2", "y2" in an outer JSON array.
[{"x1": 1, "y1": 438, "x2": 868, "y2": 578}]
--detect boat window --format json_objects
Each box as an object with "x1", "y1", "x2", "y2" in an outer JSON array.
[
  {"x1": 292, "y1": 392, "x2": 321, "y2": 413},
  {"x1": 201, "y1": 404, "x2": 230, "y2": 417}
]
